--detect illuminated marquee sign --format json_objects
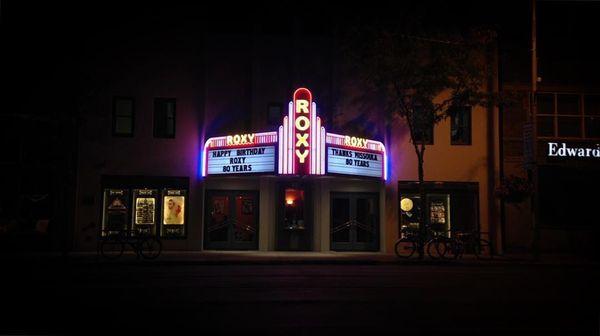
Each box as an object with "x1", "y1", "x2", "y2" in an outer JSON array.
[
  {"x1": 327, "y1": 147, "x2": 384, "y2": 178},
  {"x1": 203, "y1": 132, "x2": 277, "y2": 175},
  {"x1": 279, "y1": 88, "x2": 325, "y2": 175},
  {"x1": 325, "y1": 133, "x2": 386, "y2": 179},
  {"x1": 207, "y1": 146, "x2": 276, "y2": 174},
  {"x1": 202, "y1": 88, "x2": 387, "y2": 179}
]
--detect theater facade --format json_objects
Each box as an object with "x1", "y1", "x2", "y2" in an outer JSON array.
[
  {"x1": 201, "y1": 88, "x2": 386, "y2": 251},
  {"x1": 74, "y1": 84, "x2": 500, "y2": 254}
]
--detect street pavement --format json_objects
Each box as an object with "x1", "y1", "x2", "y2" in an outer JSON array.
[{"x1": 1, "y1": 253, "x2": 599, "y2": 335}]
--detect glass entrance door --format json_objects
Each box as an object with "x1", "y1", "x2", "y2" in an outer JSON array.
[
  {"x1": 331, "y1": 192, "x2": 379, "y2": 251},
  {"x1": 204, "y1": 190, "x2": 259, "y2": 250},
  {"x1": 276, "y1": 183, "x2": 312, "y2": 251}
]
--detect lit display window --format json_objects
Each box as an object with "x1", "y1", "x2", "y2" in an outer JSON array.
[
  {"x1": 132, "y1": 189, "x2": 158, "y2": 236},
  {"x1": 101, "y1": 189, "x2": 130, "y2": 236},
  {"x1": 161, "y1": 189, "x2": 187, "y2": 238}
]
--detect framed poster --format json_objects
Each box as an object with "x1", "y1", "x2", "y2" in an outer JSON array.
[
  {"x1": 161, "y1": 189, "x2": 187, "y2": 238},
  {"x1": 102, "y1": 189, "x2": 130, "y2": 236},
  {"x1": 135, "y1": 197, "x2": 156, "y2": 224},
  {"x1": 132, "y1": 189, "x2": 158, "y2": 236}
]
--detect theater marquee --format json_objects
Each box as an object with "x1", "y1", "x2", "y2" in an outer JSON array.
[{"x1": 202, "y1": 88, "x2": 387, "y2": 179}]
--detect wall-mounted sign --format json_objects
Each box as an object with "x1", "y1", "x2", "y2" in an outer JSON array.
[
  {"x1": 279, "y1": 88, "x2": 325, "y2": 175},
  {"x1": 547, "y1": 142, "x2": 600, "y2": 160},
  {"x1": 206, "y1": 145, "x2": 276, "y2": 175},
  {"x1": 326, "y1": 146, "x2": 384, "y2": 178},
  {"x1": 202, "y1": 88, "x2": 387, "y2": 179}
]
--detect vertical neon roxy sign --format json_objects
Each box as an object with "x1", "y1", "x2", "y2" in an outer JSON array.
[
  {"x1": 279, "y1": 88, "x2": 325, "y2": 175},
  {"x1": 294, "y1": 88, "x2": 311, "y2": 175}
]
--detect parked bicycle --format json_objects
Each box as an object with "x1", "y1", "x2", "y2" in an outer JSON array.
[
  {"x1": 440, "y1": 230, "x2": 492, "y2": 260},
  {"x1": 394, "y1": 225, "x2": 449, "y2": 259},
  {"x1": 99, "y1": 229, "x2": 162, "y2": 260}
]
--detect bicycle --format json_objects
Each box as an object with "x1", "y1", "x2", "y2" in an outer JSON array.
[
  {"x1": 99, "y1": 229, "x2": 162, "y2": 260},
  {"x1": 441, "y1": 230, "x2": 493, "y2": 260},
  {"x1": 394, "y1": 225, "x2": 449, "y2": 259}
]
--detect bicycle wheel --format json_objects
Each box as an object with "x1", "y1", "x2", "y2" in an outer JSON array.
[
  {"x1": 474, "y1": 239, "x2": 492, "y2": 260},
  {"x1": 394, "y1": 238, "x2": 416, "y2": 258},
  {"x1": 100, "y1": 238, "x2": 124, "y2": 260},
  {"x1": 426, "y1": 238, "x2": 447, "y2": 259},
  {"x1": 444, "y1": 239, "x2": 462, "y2": 260},
  {"x1": 139, "y1": 236, "x2": 162, "y2": 259}
]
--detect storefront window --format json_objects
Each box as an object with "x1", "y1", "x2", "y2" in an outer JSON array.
[
  {"x1": 399, "y1": 193, "x2": 451, "y2": 237},
  {"x1": 399, "y1": 195, "x2": 422, "y2": 237}
]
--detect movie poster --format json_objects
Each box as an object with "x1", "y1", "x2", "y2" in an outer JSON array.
[
  {"x1": 135, "y1": 197, "x2": 156, "y2": 225},
  {"x1": 103, "y1": 189, "x2": 129, "y2": 233},
  {"x1": 163, "y1": 196, "x2": 185, "y2": 225}
]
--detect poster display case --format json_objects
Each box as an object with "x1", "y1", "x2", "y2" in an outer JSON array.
[
  {"x1": 101, "y1": 189, "x2": 130, "y2": 236},
  {"x1": 161, "y1": 189, "x2": 187, "y2": 238},
  {"x1": 132, "y1": 189, "x2": 158, "y2": 236}
]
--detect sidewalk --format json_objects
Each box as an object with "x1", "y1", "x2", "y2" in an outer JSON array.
[{"x1": 3, "y1": 250, "x2": 598, "y2": 267}]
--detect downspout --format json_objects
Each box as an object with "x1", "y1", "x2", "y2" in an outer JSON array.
[{"x1": 486, "y1": 38, "x2": 502, "y2": 255}]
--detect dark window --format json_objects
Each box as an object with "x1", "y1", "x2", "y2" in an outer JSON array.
[
  {"x1": 584, "y1": 95, "x2": 600, "y2": 116},
  {"x1": 537, "y1": 93, "x2": 554, "y2": 115},
  {"x1": 584, "y1": 95, "x2": 600, "y2": 138},
  {"x1": 536, "y1": 116, "x2": 554, "y2": 137},
  {"x1": 154, "y1": 98, "x2": 176, "y2": 138},
  {"x1": 112, "y1": 97, "x2": 134, "y2": 136},
  {"x1": 451, "y1": 106, "x2": 472, "y2": 145},
  {"x1": 557, "y1": 94, "x2": 580, "y2": 116},
  {"x1": 585, "y1": 116, "x2": 600, "y2": 138},
  {"x1": 557, "y1": 116, "x2": 581, "y2": 137},
  {"x1": 410, "y1": 106, "x2": 434, "y2": 145},
  {"x1": 268, "y1": 103, "x2": 282, "y2": 126}
]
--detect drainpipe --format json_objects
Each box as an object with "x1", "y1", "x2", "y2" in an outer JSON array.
[{"x1": 487, "y1": 38, "x2": 502, "y2": 255}]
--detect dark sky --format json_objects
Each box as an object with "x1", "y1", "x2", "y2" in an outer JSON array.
[{"x1": 2, "y1": 0, "x2": 600, "y2": 118}]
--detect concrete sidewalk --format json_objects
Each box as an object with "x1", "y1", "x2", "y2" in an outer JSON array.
[{"x1": 3, "y1": 250, "x2": 599, "y2": 267}]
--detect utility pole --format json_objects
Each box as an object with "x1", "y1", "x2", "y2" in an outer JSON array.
[{"x1": 530, "y1": 0, "x2": 540, "y2": 260}]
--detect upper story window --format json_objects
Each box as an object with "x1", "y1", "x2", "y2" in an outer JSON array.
[
  {"x1": 450, "y1": 106, "x2": 472, "y2": 145},
  {"x1": 536, "y1": 92, "x2": 600, "y2": 139},
  {"x1": 113, "y1": 97, "x2": 134, "y2": 137},
  {"x1": 154, "y1": 98, "x2": 176, "y2": 138},
  {"x1": 410, "y1": 106, "x2": 434, "y2": 145}
]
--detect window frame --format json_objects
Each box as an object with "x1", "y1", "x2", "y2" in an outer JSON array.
[
  {"x1": 450, "y1": 105, "x2": 472, "y2": 145},
  {"x1": 535, "y1": 92, "x2": 600, "y2": 140},
  {"x1": 153, "y1": 97, "x2": 177, "y2": 139},
  {"x1": 112, "y1": 96, "x2": 135, "y2": 137}
]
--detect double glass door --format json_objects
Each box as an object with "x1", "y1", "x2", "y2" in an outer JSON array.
[
  {"x1": 204, "y1": 190, "x2": 259, "y2": 250},
  {"x1": 331, "y1": 192, "x2": 380, "y2": 251}
]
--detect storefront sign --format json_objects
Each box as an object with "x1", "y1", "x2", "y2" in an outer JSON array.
[
  {"x1": 326, "y1": 146, "x2": 384, "y2": 178},
  {"x1": 547, "y1": 142, "x2": 600, "y2": 159},
  {"x1": 207, "y1": 145, "x2": 276, "y2": 174}
]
